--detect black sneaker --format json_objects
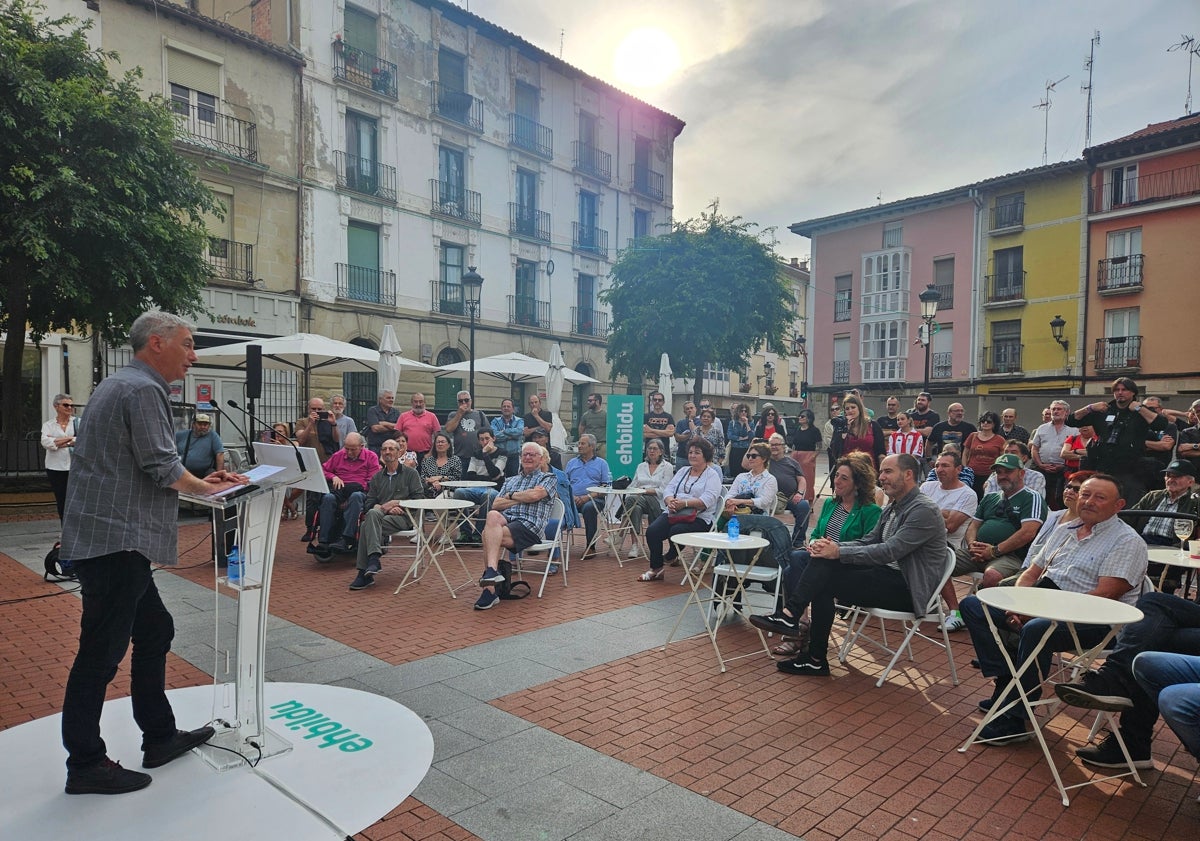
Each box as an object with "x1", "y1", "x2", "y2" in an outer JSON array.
[
  {"x1": 776, "y1": 654, "x2": 830, "y2": 676},
  {"x1": 141, "y1": 726, "x2": 215, "y2": 769},
  {"x1": 349, "y1": 571, "x2": 375, "y2": 591},
  {"x1": 1054, "y1": 682, "x2": 1134, "y2": 712},
  {"x1": 749, "y1": 612, "x2": 799, "y2": 634},
  {"x1": 473, "y1": 590, "x2": 499, "y2": 610},
  {"x1": 365, "y1": 555, "x2": 382, "y2": 575},
  {"x1": 300, "y1": 531, "x2": 314, "y2": 543},
  {"x1": 328, "y1": 538, "x2": 353, "y2": 553},
  {"x1": 978, "y1": 714, "x2": 1032, "y2": 745},
  {"x1": 66, "y1": 758, "x2": 152, "y2": 795},
  {"x1": 1076, "y1": 732, "x2": 1154, "y2": 770},
  {"x1": 478, "y1": 567, "x2": 505, "y2": 586}
]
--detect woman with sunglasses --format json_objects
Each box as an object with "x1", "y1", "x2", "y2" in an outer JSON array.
[
  {"x1": 41, "y1": 393, "x2": 78, "y2": 520},
  {"x1": 723, "y1": 441, "x2": 778, "y2": 521},
  {"x1": 753, "y1": 404, "x2": 787, "y2": 442}
]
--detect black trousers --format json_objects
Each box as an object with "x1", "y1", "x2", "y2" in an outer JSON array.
[{"x1": 786, "y1": 556, "x2": 912, "y2": 660}]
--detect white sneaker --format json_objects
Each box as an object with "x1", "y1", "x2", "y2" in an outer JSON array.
[
  {"x1": 941, "y1": 613, "x2": 966, "y2": 632},
  {"x1": 627, "y1": 545, "x2": 640, "y2": 558}
]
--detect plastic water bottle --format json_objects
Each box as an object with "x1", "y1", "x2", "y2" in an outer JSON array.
[
  {"x1": 227, "y1": 546, "x2": 241, "y2": 584},
  {"x1": 727, "y1": 516, "x2": 740, "y2": 541}
]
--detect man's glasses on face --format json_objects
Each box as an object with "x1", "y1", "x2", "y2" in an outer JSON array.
[{"x1": 458, "y1": 398, "x2": 471, "y2": 404}]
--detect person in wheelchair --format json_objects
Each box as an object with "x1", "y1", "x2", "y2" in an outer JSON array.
[
  {"x1": 349, "y1": 439, "x2": 424, "y2": 590},
  {"x1": 314, "y1": 432, "x2": 379, "y2": 553}
]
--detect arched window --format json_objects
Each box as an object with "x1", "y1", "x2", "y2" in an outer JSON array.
[
  {"x1": 571, "y1": 361, "x2": 596, "y2": 433},
  {"x1": 434, "y1": 346, "x2": 465, "y2": 411}
]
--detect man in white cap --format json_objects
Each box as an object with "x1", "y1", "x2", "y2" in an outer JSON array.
[{"x1": 175, "y1": 412, "x2": 224, "y2": 477}]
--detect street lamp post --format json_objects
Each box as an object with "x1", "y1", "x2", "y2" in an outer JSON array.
[
  {"x1": 1050, "y1": 314, "x2": 1070, "y2": 390},
  {"x1": 918, "y1": 283, "x2": 942, "y2": 394},
  {"x1": 462, "y1": 266, "x2": 484, "y2": 398}
]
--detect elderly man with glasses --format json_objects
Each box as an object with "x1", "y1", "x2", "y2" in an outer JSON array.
[{"x1": 766, "y1": 434, "x2": 812, "y2": 546}]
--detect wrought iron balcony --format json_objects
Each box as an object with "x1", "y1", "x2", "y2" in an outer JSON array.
[
  {"x1": 429, "y1": 280, "x2": 467, "y2": 317},
  {"x1": 206, "y1": 238, "x2": 254, "y2": 284},
  {"x1": 508, "y1": 203, "x2": 550, "y2": 243},
  {"x1": 1097, "y1": 254, "x2": 1144, "y2": 294},
  {"x1": 570, "y1": 307, "x2": 609, "y2": 338},
  {"x1": 573, "y1": 142, "x2": 612, "y2": 182},
  {"x1": 572, "y1": 222, "x2": 609, "y2": 258},
  {"x1": 982, "y1": 341, "x2": 1023, "y2": 374},
  {"x1": 1094, "y1": 335, "x2": 1143, "y2": 370},
  {"x1": 931, "y1": 351, "x2": 953, "y2": 379},
  {"x1": 430, "y1": 82, "x2": 483, "y2": 132},
  {"x1": 631, "y1": 164, "x2": 664, "y2": 200},
  {"x1": 429, "y1": 179, "x2": 481, "y2": 226},
  {"x1": 172, "y1": 101, "x2": 258, "y2": 163},
  {"x1": 832, "y1": 360, "x2": 850, "y2": 384},
  {"x1": 335, "y1": 151, "x2": 397, "y2": 201},
  {"x1": 984, "y1": 271, "x2": 1026, "y2": 304},
  {"x1": 833, "y1": 294, "x2": 851, "y2": 322},
  {"x1": 989, "y1": 201, "x2": 1025, "y2": 231},
  {"x1": 507, "y1": 295, "x2": 550, "y2": 330},
  {"x1": 1090, "y1": 162, "x2": 1200, "y2": 213},
  {"x1": 932, "y1": 282, "x2": 954, "y2": 310},
  {"x1": 509, "y1": 114, "x2": 552, "y2": 159},
  {"x1": 336, "y1": 263, "x2": 396, "y2": 307},
  {"x1": 332, "y1": 44, "x2": 397, "y2": 98}
]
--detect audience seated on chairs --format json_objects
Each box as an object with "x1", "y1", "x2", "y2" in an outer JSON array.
[
  {"x1": 766, "y1": 434, "x2": 811, "y2": 545},
  {"x1": 1133, "y1": 651, "x2": 1200, "y2": 767},
  {"x1": 565, "y1": 434, "x2": 611, "y2": 559},
  {"x1": 622, "y1": 439, "x2": 674, "y2": 559},
  {"x1": 1122, "y1": 459, "x2": 1200, "y2": 592},
  {"x1": 475, "y1": 442, "x2": 559, "y2": 611},
  {"x1": 1053, "y1": 591, "x2": 1200, "y2": 770},
  {"x1": 528, "y1": 426, "x2": 562, "y2": 470},
  {"x1": 507, "y1": 446, "x2": 579, "y2": 575},
  {"x1": 314, "y1": 432, "x2": 379, "y2": 553},
  {"x1": 419, "y1": 431, "x2": 462, "y2": 498},
  {"x1": 297, "y1": 396, "x2": 342, "y2": 542},
  {"x1": 722, "y1": 441, "x2": 778, "y2": 527},
  {"x1": 349, "y1": 439, "x2": 423, "y2": 591},
  {"x1": 953, "y1": 454, "x2": 1046, "y2": 590},
  {"x1": 961, "y1": 473, "x2": 1148, "y2": 745},
  {"x1": 981, "y1": 440, "x2": 1047, "y2": 500},
  {"x1": 452, "y1": 428, "x2": 506, "y2": 543},
  {"x1": 920, "y1": 450, "x2": 980, "y2": 631},
  {"x1": 751, "y1": 453, "x2": 945, "y2": 677},
  {"x1": 924, "y1": 443, "x2": 975, "y2": 490},
  {"x1": 637, "y1": 436, "x2": 723, "y2": 581}
]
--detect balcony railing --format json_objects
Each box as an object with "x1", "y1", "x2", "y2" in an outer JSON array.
[
  {"x1": 573, "y1": 142, "x2": 612, "y2": 182},
  {"x1": 332, "y1": 44, "x2": 397, "y2": 98},
  {"x1": 982, "y1": 341, "x2": 1023, "y2": 374},
  {"x1": 989, "y1": 201, "x2": 1025, "y2": 231},
  {"x1": 509, "y1": 114, "x2": 552, "y2": 159},
  {"x1": 832, "y1": 360, "x2": 850, "y2": 384},
  {"x1": 984, "y1": 271, "x2": 1026, "y2": 304},
  {"x1": 572, "y1": 222, "x2": 609, "y2": 258},
  {"x1": 1091, "y1": 162, "x2": 1200, "y2": 213},
  {"x1": 508, "y1": 203, "x2": 550, "y2": 242},
  {"x1": 429, "y1": 179, "x2": 481, "y2": 226},
  {"x1": 335, "y1": 151, "x2": 397, "y2": 201},
  {"x1": 834, "y1": 294, "x2": 851, "y2": 322},
  {"x1": 336, "y1": 263, "x2": 396, "y2": 307},
  {"x1": 1097, "y1": 254, "x2": 1144, "y2": 293},
  {"x1": 430, "y1": 82, "x2": 483, "y2": 132},
  {"x1": 570, "y1": 307, "x2": 609, "y2": 338},
  {"x1": 429, "y1": 280, "x2": 467, "y2": 317},
  {"x1": 631, "y1": 164, "x2": 664, "y2": 200},
  {"x1": 206, "y1": 238, "x2": 254, "y2": 284},
  {"x1": 1095, "y1": 335, "x2": 1143, "y2": 370},
  {"x1": 507, "y1": 295, "x2": 550, "y2": 330},
  {"x1": 931, "y1": 351, "x2": 953, "y2": 379},
  {"x1": 173, "y1": 102, "x2": 258, "y2": 163},
  {"x1": 932, "y1": 282, "x2": 954, "y2": 310}
]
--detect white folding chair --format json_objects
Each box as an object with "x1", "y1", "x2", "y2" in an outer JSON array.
[
  {"x1": 837, "y1": 547, "x2": 960, "y2": 688},
  {"x1": 510, "y1": 498, "x2": 567, "y2": 598},
  {"x1": 708, "y1": 529, "x2": 781, "y2": 623}
]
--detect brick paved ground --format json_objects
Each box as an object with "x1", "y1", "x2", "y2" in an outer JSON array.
[{"x1": 3, "y1": 509, "x2": 1198, "y2": 840}]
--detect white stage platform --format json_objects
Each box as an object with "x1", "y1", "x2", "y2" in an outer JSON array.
[{"x1": 2, "y1": 682, "x2": 433, "y2": 840}]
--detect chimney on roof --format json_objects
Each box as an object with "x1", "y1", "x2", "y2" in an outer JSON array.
[{"x1": 789, "y1": 257, "x2": 809, "y2": 272}]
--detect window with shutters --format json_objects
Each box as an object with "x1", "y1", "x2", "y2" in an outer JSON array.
[{"x1": 167, "y1": 48, "x2": 219, "y2": 138}]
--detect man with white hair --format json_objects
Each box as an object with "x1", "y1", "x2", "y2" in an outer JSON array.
[
  {"x1": 1030, "y1": 399, "x2": 1072, "y2": 508},
  {"x1": 316, "y1": 432, "x2": 380, "y2": 552}
]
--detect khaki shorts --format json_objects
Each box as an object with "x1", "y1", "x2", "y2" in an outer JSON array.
[{"x1": 953, "y1": 545, "x2": 1023, "y2": 580}]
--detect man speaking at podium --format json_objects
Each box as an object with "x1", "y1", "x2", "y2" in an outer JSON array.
[{"x1": 59, "y1": 311, "x2": 246, "y2": 795}]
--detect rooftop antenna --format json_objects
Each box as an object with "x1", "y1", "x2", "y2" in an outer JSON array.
[
  {"x1": 1082, "y1": 31, "x2": 1100, "y2": 149},
  {"x1": 559, "y1": 28, "x2": 564, "y2": 59},
  {"x1": 1167, "y1": 35, "x2": 1200, "y2": 115},
  {"x1": 1034, "y1": 75, "x2": 1069, "y2": 165}
]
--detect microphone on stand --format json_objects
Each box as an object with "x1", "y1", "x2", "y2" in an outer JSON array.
[
  {"x1": 217, "y1": 398, "x2": 255, "y2": 466},
  {"x1": 227, "y1": 399, "x2": 307, "y2": 475}
]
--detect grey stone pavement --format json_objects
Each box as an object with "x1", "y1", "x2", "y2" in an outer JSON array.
[{"x1": 2, "y1": 518, "x2": 801, "y2": 841}]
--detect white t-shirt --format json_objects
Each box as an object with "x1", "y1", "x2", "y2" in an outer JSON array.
[{"x1": 919, "y1": 479, "x2": 978, "y2": 546}]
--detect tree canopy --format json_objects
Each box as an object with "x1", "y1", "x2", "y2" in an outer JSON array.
[
  {"x1": 0, "y1": 0, "x2": 218, "y2": 435},
  {"x1": 601, "y1": 206, "x2": 794, "y2": 400}
]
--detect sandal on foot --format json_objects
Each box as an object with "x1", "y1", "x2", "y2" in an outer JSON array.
[
  {"x1": 771, "y1": 639, "x2": 801, "y2": 657},
  {"x1": 636, "y1": 568, "x2": 664, "y2": 582}
]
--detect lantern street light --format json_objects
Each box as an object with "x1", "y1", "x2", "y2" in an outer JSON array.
[
  {"x1": 918, "y1": 283, "x2": 942, "y2": 394},
  {"x1": 462, "y1": 266, "x2": 484, "y2": 398}
]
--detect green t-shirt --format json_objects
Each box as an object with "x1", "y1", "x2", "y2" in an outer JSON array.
[
  {"x1": 974, "y1": 488, "x2": 1046, "y2": 559},
  {"x1": 579, "y1": 408, "x2": 607, "y2": 443}
]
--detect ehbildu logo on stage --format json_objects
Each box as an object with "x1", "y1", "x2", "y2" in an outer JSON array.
[{"x1": 269, "y1": 700, "x2": 373, "y2": 752}]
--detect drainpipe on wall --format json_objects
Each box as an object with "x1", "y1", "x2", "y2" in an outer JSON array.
[
  {"x1": 968, "y1": 188, "x2": 983, "y2": 386},
  {"x1": 1077, "y1": 172, "x2": 1090, "y2": 396}
]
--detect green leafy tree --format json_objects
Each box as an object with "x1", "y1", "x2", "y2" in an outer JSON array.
[
  {"x1": 0, "y1": 0, "x2": 218, "y2": 436},
  {"x1": 601, "y1": 206, "x2": 793, "y2": 402}
]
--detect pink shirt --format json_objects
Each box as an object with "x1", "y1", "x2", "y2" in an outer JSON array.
[
  {"x1": 323, "y1": 447, "x2": 380, "y2": 487},
  {"x1": 397, "y1": 409, "x2": 441, "y2": 452}
]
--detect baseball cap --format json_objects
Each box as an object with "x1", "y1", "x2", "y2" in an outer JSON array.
[
  {"x1": 194, "y1": 413, "x2": 212, "y2": 423},
  {"x1": 1162, "y1": 460, "x2": 1197, "y2": 477},
  {"x1": 992, "y1": 453, "x2": 1023, "y2": 470}
]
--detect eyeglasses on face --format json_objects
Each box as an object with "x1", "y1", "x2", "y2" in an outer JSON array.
[
  {"x1": 458, "y1": 398, "x2": 471, "y2": 403},
  {"x1": 59, "y1": 403, "x2": 74, "y2": 408},
  {"x1": 745, "y1": 453, "x2": 762, "y2": 460}
]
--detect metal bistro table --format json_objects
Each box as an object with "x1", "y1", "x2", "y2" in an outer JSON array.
[
  {"x1": 959, "y1": 587, "x2": 1145, "y2": 806},
  {"x1": 393, "y1": 496, "x2": 474, "y2": 598},
  {"x1": 662, "y1": 531, "x2": 771, "y2": 672},
  {"x1": 586, "y1": 485, "x2": 645, "y2": 564},
  {"x1": 1147, "y1": 546, "x2": 1200, "y2": 599},
  {"x1": 439, "y1": 479, "x2": 499, "y2": 541}
]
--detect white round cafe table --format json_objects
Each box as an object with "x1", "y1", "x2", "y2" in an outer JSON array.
[
  {"x1": 392, "y1": 496, "x2": 473, "y2": 597},
  {"x1": 586, "y1": 485, "x2": 646, "y2": 564},
  {"x1": 1147, "y1": 546, "x2": 1200, "y2": 596}
]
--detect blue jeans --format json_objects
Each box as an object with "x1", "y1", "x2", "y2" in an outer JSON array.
[
  {"x1": 1132, "y1": 651, "x2": 1200, "y2": 759},
  {"x1": 318, "y1": 490, "x2": 365, "y2": 542},
  {"x1": 961, "y1": 592, "x2": 1110, "y2": 717},
  {"x1": 782, "y1": 496, "x2": 811, "y2": 545},
  {"x1": 62, "y1": 551, "x2": 177, "y2": 769},
  {"x1": 580, "y1": 498, "x2": 602, "y2": 547}
]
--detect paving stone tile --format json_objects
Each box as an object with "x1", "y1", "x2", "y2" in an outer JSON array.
[
  {"x1": 438, "y1": 704, "x2": 534, "y2": 742},
  {"x1": 442, "y1": 660, "x2": 567, "y2": 701},
  {"x1": 552, "y1": 751, "x2": 670, "y2": 808},
  {"x1": 435, "y1": 727, "x2": 593, "y2": 791},
  {"x1": 567, "y1": 782, "x2": 754, "y2": 841},
  {"x1": 451, "y1": 777, "x2": 616, "y2": 841}
]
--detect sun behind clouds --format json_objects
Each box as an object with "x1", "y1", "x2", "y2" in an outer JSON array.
[{"x1": 612, "y1": 27, "x2": 681, "y2": 89}]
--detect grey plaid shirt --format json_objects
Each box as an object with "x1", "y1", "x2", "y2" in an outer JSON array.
[{"x1": 61, "y1": 359, "x2": 187, "y2": 566}]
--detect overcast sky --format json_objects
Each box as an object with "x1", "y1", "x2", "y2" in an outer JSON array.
[{"x1": 464, "y1": 0, "x2": 1197, "y2": 259}]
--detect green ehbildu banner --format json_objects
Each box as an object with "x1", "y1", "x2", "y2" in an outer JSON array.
[{"x1": 605, "y1": 395, "x2": 644, "y2": 480}]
